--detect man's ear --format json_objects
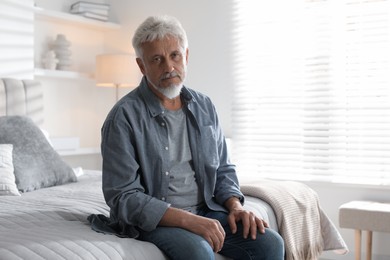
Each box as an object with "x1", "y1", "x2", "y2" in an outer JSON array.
[
  {"x1": 185, "y1": 48, "x2": 189, "y2": 65},
  {"x1": 136, "y1": 58, "x2": 146, "y2": 75}
]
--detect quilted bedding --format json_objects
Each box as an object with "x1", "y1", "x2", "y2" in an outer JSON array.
[{"x1": 0, "y1": 170, "x2": 277, "y2": 260}]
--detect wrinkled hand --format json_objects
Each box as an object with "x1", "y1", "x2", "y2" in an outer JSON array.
[
  {"x1": 227, "y1": 209, "x2": 269, "y2": 240},
  {"x1": 159, "y1": 207, "x2": 225, "y2": 253},
  {"x1": 186, "y1": 215, "x2": 226, "y2": 252}
]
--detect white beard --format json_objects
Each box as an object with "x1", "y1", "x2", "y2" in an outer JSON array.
[
  {"x1": 148, "y1": 70, "x2": 185, "y2": 99},
  {"x1": 156, "y1": 84, "x2": 183, "y2": 99}
]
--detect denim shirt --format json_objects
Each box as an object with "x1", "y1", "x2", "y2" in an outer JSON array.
[{"x1": 100, "y1": 77, "x2": 244, "y2": 235}]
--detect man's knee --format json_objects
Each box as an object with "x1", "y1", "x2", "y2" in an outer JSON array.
[
  {"x1": 141, "y1": 227, "x2": 215, "y2": 260},
  {"x1": 221, "y1": 228, "x2": 284, "y2": 260},
  {"x1": 254, "y1": 228, "x2": 285, "y2": 259},
  {"x1": 184, "y1": 240, "x2": 214, "y2": 260}
]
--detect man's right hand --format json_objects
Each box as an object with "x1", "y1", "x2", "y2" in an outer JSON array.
[{"x1": 159, "y1": 207, "x2": 225, "y2": 252}]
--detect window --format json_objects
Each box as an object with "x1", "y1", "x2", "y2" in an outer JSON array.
[
  {"x1": 231, "y1": 0, "x2": 390, "y2": 186},
  {"x1": 0, "y1": 0, "x2": 34, "y2": 79}
]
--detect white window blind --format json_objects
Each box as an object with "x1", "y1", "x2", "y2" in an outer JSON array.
[
  {"x1": 231, "y1": 0, "x2": 390, "y2": 186},
  {"x1": 0, "y1": 0, "x2": 34, "y2": 79}
]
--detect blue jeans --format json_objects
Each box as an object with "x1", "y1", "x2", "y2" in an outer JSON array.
[{"x1": 138, "y1": 208, "x2": 285, "y2": 260}]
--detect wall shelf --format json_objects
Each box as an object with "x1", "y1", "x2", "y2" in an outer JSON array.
[
  {"x1": 34, "y1": 7, "x2": 121, "y2": 31},
  {"x1": 34, "y1": 68, "x2": 94, "y2": 80},
  {"x1": 57, "y1": 147, "x2": 100, "y2": 156}
]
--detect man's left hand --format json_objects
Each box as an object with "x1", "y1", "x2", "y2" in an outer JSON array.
[{"x1": 227, "y1": 209, "x2": 269, "y2": 240}]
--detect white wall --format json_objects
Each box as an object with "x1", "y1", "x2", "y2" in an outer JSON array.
[{"x1": 34, "y1": 0, "x2": 117, "y2": 149}]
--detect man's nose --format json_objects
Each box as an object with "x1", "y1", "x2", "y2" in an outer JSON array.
[{"x1": 163, "y1": 59, "x2": 175, "y2": 73}]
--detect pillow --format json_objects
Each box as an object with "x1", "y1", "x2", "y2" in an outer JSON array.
[
  {"x1": 0, "y1": 116, "x2": 77, "y2": 192},
  {"x1": 0, "y1": 144, "x2": 20, "y2": 196}
]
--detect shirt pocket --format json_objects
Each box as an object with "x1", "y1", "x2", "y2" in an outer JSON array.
[{"x1": 200, "y1": 125, "x2": 219, "y2": 168}]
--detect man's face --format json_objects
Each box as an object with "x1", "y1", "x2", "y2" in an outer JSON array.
[{"x1": 136, "y1": 36, "x2": 188, "y2": 99}]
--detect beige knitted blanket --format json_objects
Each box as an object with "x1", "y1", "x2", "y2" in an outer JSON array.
[{"x1": 241, "y1": 180, "x2": 348, "y2": 260}]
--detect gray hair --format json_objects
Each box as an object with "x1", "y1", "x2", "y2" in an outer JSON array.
[{"x1": 132, "y1": 15, "x2": 188, "y2": 58}]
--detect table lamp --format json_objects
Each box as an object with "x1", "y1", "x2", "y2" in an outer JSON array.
[{"x1": 95, "y1": 54, "x2": 140, "y2": 101}]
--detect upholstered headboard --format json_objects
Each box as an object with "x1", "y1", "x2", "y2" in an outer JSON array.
[{"x1": 0, "y1": 78, "x2": 44, "y2": 126}]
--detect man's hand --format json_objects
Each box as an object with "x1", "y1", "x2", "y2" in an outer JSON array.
[
  {"x1": 184, "y1": 214, "x2": 226, "y2": 252},
  {"x1": 227, "y1": 209, "x2": 268, "y2": 240},
  {"x1": 159, "y1": 207, "x2": 225, "y2": 252},
  {"x1": 224, "y1": 197, "x2": 269, "y2": 240}
]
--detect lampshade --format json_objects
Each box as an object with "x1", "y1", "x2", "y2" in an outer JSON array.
[{"x1": 95, "y1": 54, "x2": 140, "y2": 87}]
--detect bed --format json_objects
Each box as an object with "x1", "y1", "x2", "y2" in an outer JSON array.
[{"x1": 0, "y1": 78, "x2": 348, "y2": 260}]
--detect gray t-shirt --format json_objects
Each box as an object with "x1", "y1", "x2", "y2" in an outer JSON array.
[{"x1": 163, "y1": 108, "x2": 203, "y2": 213}]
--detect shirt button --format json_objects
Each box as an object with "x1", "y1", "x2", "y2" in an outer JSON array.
[
  {"x1": 161, "y1": 122, "x2": 165, "y2": 126},
  {"x1": 161, "y1": 197, "x2": 166, "y2": 201},
  {"x1": 165, "y1": 171, "x2": 169, "y2": 176},
  {"x1": 165, "y1": 146, "x2": 169, "y2": 150}
]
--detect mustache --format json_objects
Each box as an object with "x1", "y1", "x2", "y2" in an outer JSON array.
[{"x1": 160, "y1": 71, "x2": 181, "y2": 80}]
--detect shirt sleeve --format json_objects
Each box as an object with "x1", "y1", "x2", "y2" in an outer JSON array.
[
  {"x1": 101, "y1": 111, "x2": 169, "y2": 232},
  {"x1": 214, "y1": 136, "x2": 245, "y2": 206},
  {"x1": 203, "y1": 98, "x2": 245, "y2": 207}
]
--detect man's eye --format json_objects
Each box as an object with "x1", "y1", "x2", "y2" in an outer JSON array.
[
  {"x1": 172, "y1": 53, "x2": 182, "y2": 61},
  {"x1": 153, "y1": 57, "x2": 161, "y2": 63}
]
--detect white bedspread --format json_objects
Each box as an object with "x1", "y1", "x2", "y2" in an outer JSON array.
[
  {"x1": 0, "y1": 171, "x2": 167, "y2": 260},
  {"x1": 0, "y1": 171, "x2": 278, "y2": 260}
]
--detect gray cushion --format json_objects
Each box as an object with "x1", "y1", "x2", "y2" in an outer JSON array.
[{"x1": 0, "y1": 116, "x2": 76, "y2": 192}]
